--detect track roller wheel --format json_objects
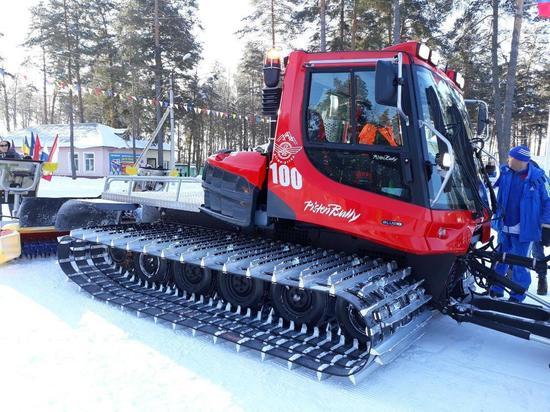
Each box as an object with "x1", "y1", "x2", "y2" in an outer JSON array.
[
  {"x1": 109, "y1": 247, "x2": 129, "y2": 266},
  {"x1": 217, "y1": 273, "x2": 266, "y2": 310},
  {"x1": 335, "y1": 298, "x2": 370, "y2": 347},
  {"x1": 270, "y1": 284, "x2": 330, "y2": 326},
  {"x1": 173, "y1": 263, "x2": 214, "y2": 295},
  {"x1": 132, "y1": 252, "x2": 169, "y2": 284}
]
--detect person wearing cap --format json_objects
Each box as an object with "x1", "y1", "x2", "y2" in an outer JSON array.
[
  {"x1": 0, "y1": 140, "x2": 21, "y2": 159},
  {"x1": 491, "y1": 145, "x2": 550, "y2": 302}
]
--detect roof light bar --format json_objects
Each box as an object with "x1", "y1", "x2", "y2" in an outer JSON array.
[
  {"x1": 455, "y1": 72, "x2": 465, "y2": 89},
  {"x1": 416, "y1": 43, "x2": 441, "y2": 67},
  {"x1": 445, "y1": 69, "x2": 465, "y2": 90},
  {"x1": 417, "y1": 43, "x2": 431, "y2": 61},
  {"x1": 429, "y1": 50, "x2": 440, "y2": 66}
]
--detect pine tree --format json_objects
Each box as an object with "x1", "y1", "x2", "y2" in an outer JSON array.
[
  {"x1": 237, "y1": 0, "x2": 298, "y2": 48},
  {"x1": 117, "y1": 0, "x2": 200, "y2": 166}
]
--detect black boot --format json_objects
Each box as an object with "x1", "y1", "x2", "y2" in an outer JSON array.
[
  {"x1": 537, "y1": 276, "x2": 547, "y2": 296},
  {"x1": 489, "y1": 289, "x2": 504, "y2": 299}
]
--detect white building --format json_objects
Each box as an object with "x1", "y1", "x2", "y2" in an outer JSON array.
[{"x1": 8, "y1": 123, "x2": 170, "y2": 178}]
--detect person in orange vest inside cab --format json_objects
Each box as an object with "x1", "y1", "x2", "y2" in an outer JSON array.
[{"x1": 355, "y1": 102, "x2": 399, "y2": 147}]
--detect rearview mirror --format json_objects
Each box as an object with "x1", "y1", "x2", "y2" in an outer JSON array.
[
  {"x1": 477, "y1": 103, "x2": 488, "y2": 136},
  {"x1": 465, "y1": 99, "x2": 490, "y2": 139},
  {"x1": 375, "y1": 60, "x2": 397, "y2": 107}
]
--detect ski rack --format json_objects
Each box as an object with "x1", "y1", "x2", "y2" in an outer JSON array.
[
  {"x1": 58, "y1": 222, "x2": 434, "y2": 384},
  {"x1": 102, "y1": 175, "x2": 203, "y2": 212}
]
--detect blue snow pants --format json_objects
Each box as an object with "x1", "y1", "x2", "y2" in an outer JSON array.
[{"x1": 492, "y1": 232, "x2": 532, "y2": 301}]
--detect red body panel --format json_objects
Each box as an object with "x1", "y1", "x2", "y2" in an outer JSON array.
[
  {"x1": 207, "y1": 151, "x2": 267, "y2": 188},
  {"x1": 265, "y1": 45, "x2": 482, "y2": 255}
]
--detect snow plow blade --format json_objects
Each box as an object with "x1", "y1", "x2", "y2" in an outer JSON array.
[
  {"x1": 57, "y1": 223, "x2": 433, "y2": 382},
  {"x1": 18, "y1": 197, "x2": 74, "y2": 228}
]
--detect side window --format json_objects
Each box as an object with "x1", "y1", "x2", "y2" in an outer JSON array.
[
  {"x1": 304, "y1": 70, "x2": 409, "y2": 200},
  {"x1": 355, "y1": 71, "x2": 403, "y2": 146},
  {"x1": 307, "y1": 72, "x2": 352, "y2": 143},
  {"x1": 307, "y1": 149, "x2": 409, "y2": 199}
]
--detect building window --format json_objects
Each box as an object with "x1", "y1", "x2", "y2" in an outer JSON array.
[
  {"x1": 71, "y1": 153, "x2": 79, "y2": 171},
  {"x1": 84, "y1": 153, "x2": 95, "y2": 172}
]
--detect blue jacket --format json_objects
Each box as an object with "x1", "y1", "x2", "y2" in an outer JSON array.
[{"x1": 492, "y1": 162, "x2": 550, "y2": 242}]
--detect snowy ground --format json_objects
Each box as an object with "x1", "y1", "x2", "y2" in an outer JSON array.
[
  {"x1": 38, "y1": 175, "x2": 106, "y2": 198},
  {"x1": 1, "y1": 177, "x2": 549, "y2": 411}
]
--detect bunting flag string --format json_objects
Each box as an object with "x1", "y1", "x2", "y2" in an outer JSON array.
[
  {"x1": 46, "y1": 78, "x2": 271, "y2": 124},
  {"x1": 10, "y1": 70, "x2": 270, "y2": 125}
]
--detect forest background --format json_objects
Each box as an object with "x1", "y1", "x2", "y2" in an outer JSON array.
[{"x1": 0, "y1": 0, "x2": 548, "y2": 170}]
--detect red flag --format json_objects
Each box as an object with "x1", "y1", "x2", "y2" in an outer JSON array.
[
  {"x1": 33, "y1": 135, "x2": 42, "y2": 160},
  {"x1": 42, "y1": 134, "x2": 59, "y2": 181},
  {"x1": 539, "y1": 1, "x2": 550, "y2": 18},
  {"x1": 48, "y1": 134, "x2": 59, "y2": 163}
]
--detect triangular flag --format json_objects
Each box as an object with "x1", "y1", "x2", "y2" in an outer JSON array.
[
  {"x1": 33, "y1": 134, "x2": 43, "y2": 161},
  {"x1": 42, "y1": 134, "x2": 59, "y2": 181},
  {"x1": 22, "y1": 136, "x2": 30, "y2": 155},
  {"x1": 29, "y1": 132, "x2": 35, "y2": 156}
]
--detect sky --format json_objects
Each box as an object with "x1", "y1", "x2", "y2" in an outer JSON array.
[
  {"x1": 0, "y1": 0, "x2": 36, "y2": 74},
  {"x1": 0, "y1": 0, "x2": 254, "y2": 134},
  {"x1": 195, "y1": 0, "x2": 250, "y2": 78},
  {"x1": 0, "y1": 0, "x2": 250, "y2": 78}
]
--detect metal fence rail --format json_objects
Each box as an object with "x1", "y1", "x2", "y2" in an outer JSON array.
[{"x1": 102, "y1": 175, "x2": 204, "y2": 211}]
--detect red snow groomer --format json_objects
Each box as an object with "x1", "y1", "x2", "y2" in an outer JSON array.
[{"x1": 56, "y1": 42, "x2": 550, "y2": 383}]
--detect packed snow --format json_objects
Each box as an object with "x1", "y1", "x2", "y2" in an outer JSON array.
[
  {"x1": 38, "y1": 175, "x2": 106, "y2": 197},
  {"x1": 0, "y1": 176, "x2": 549, "y2": 412}
]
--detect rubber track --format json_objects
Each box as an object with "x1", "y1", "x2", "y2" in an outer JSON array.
[
  {"x1": 58, "y1": 223, "x2": 433, "y2": 380},
  {"x1": 58, "y1": 237, "x2": 374, "y2": 378}
]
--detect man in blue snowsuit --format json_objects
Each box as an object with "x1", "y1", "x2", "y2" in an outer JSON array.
[
  {"x1": 527, "y1": 159, "x2": 548, "y2": 296},
  {"x1": 491, "y1": 145, "x2": 550, "y2": 302}
]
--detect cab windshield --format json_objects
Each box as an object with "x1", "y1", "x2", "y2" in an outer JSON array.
[{"x1": 415, "y1": 66, "x2": 486, "y2": 212}]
